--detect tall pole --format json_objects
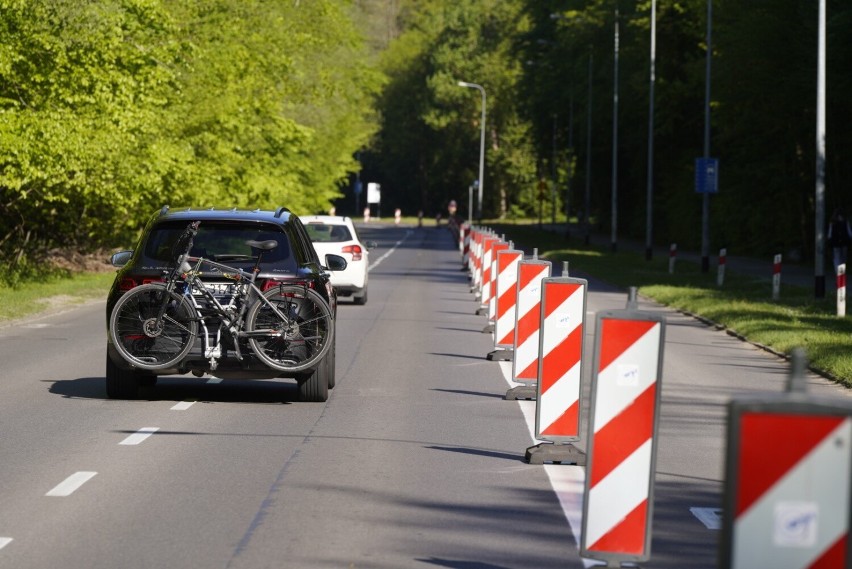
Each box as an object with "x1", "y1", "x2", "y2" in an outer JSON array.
[
  {"x1": 458, "y1": 81, "x2": 487, "y2": 221},
  {"x1": 815, "y1": 0, "x2": 826, "y2": 298},
  {"x1": 585, "y1": 50, "x2": 593, "y2": 245},
  {"x1": 611, "y1": 3, "x2": 620, "y2": 253},
  {"x1": 645, "y1": 0, "x2": 657, "y2": 261},
  {"x1": 700, "y1": 0, "x2": 712, "y2": 272},
  {"x1": 552, "y1": 114, "x2": 557, "y2": 225}
]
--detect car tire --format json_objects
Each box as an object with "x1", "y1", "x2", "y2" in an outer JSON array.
[
  {"x1": 326, "y1": 338, "x2": 336, "y2": 389},
  {"x1": 298, "y1": 357, "x2": 329, "y2": 402},
  {"x1": 353, "y1": 287, "x2": 368, "y2": 305},
  {"x1": 106, "y1": 354, "x2": 154, "y2": 399}
]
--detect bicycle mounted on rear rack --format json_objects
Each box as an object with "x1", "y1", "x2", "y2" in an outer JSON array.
[{"x1": 108, "y1": 221, "x2": 334, "y2": 374}]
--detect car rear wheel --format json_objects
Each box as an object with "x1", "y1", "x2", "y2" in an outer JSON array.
[
  {"x1": 297, "y1": 356, "x2": 329, "y2": 402},
  {"x1": 106, "y1": 354, "x2": 156, "y2": 399},
  {"x1": 326, "y1": 337, "x2": 336, "y2": 389}
]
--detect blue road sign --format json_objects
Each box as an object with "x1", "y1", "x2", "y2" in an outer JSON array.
[{"x1": 695, "y1": 158, "x2": 719, "y2": 194}]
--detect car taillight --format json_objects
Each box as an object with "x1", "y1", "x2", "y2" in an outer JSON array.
[
  {"x1": 260, "y1": 279, "x2": 315, "y2": 292},
  {"x1": 341, "y1": 244, "x2": 362, "y2": 261},
  {"x1": 118, "y1": 276, "x2": 163, "y2": 291}
]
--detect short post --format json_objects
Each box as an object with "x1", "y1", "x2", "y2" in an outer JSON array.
[
  {"x1": 668, "y1": 243, "x2": 677, "y2": 274},
  {"x1": 772, "y1": 254, "x2": 782, "y2": 301},
  {"x1": 717, "y1": 247, "x2": 727, "y2": 287},
  {"x1": 838, "y1": 263, "x2": 847, "y2": 318},
  {"x1": 627, "y1": 286, "x2": 639, "y2": 310},
  {"x1": 562, "y1": 261, "x2": 569, "y2": 277}
]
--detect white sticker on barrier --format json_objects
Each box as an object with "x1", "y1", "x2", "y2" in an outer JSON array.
[
  {"x1": 773, "y1": 502, "x2": 818, "y2": 548},
  {"x1": 617, "y1": 364, "x2": 640, "y2": 387}
]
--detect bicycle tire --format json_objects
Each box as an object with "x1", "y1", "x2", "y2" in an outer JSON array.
[
  {"x1": 245, "y1": 285, "x2": 334, "y2": 373},
  {"x1": 109, "y1": 283, "x2": 198, "y2": 370}
]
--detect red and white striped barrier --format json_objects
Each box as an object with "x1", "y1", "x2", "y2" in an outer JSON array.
[
  {"x1": 471, "y1": 228, "x2": 485, "y2": 291},
  {"x1": 511, "y1": 259, "x2": 552, "y2": 385},
  {"x1": 490, "y1": 240, "x2": 511, "y2": 322},
  {"x1": 581, "y1": 310, "x2": 665, "y2": 565},
  {"x1": 773, "y1": 253, "x2": 782, "y2": 300},
  {"x1": 493, "y1": 248, "x2": 523, "y2": 350},
  {"x1": 721, "y1": 380, "x2": 852, "y2": 568},
  {"x1": 838, "y1": 263, "x2": 846, "y2": 317},
  {"x1": 535, "y1": 277, "x2": 588, "y2": 441},
  {"x1": 461, "y1": 224, "x2": 471, "y2": 270},
  {"x1": 718, "y1": 247, "x2": 727, "y2": 287},
  {"x1": 478, "y1": 236, "x2": 499, "y2": 309}
]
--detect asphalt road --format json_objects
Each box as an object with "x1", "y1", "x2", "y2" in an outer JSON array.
[{"x1": 0, "y1": 223, "x2": 849, "y2": 569}]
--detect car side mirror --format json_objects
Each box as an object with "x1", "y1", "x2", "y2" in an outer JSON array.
[
  {"x1": 324, "y1": 253, "x2": 348, "y2": 272},
  {"x1": 110, "y1": 250, "x2": 133, "y2": 268},
  {"x1": 365, "y1": 241, "x2": 378, "y2": 250}
]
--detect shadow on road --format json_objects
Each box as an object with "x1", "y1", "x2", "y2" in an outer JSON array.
[{"x1": 46, "y1": 376, "x2": 300, "y2": 404}]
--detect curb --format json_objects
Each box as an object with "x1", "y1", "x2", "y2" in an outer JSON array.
[{"x1": 674, "y1": 306, "x2": 844, "y2": 386}]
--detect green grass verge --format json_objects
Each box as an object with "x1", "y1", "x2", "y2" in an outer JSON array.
[
  {"x1": 492, "y1": 223, "x2": 852, "y2": 387},
  {"x1": 0, "y1": 272, "x2": 115, "y2": 324}
]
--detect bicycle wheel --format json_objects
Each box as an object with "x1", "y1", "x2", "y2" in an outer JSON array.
[
  {"x1": 109, "y1": 283, "x2": 198, "y2": 370},
  {"x1": 245, "y1": 285, "x2": 334, "y2": 373}
]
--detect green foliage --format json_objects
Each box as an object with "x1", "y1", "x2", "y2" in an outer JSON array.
[
  {"x1": 373, "y1": 0, "x2": 852, "y2": 261},
  {"x1": 0, "y1": 0, "x2": 383, "y2": 280}
]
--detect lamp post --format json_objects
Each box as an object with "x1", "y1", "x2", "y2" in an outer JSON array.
[
  {"x1": 645, "y1": 0, "x2": 657, "y2": 261},
  {"x1": 458, "y1": 81, "x2": 486, "y2": 221}
]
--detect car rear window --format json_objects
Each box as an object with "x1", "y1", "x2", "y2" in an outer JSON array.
[
  {"x1": 142, "y1": 221, "x2": 297, "y2": 272},
  {"x1": 304, "y1": 223, "x2": 352, "y2": 243}
]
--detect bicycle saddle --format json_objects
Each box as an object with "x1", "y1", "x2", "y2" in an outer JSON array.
[{"x1": 246, "y1": 240, "x2": 278, "y2": 251}]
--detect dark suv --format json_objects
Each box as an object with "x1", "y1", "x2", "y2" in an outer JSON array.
[{"x1": 106, "y1": 206, "x2": 345, "y2": 402}]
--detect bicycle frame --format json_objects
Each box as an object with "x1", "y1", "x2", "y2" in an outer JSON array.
[{"x1": 148, "y1": 221, "x2": 296, "y2": 370}]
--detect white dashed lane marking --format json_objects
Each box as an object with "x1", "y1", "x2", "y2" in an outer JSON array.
[
  {"x1": 119, "y1": 427, "x2": 159, "y2": 446},
  {"x1": 46, "y1": 472, "x2": 97, "y2": 497},
  {"x1": 0, "y1": 538, "x2": 12, "y2": 550},
  {"x1": 171, "y1": 401, "x2": 196, "y2": 411}
]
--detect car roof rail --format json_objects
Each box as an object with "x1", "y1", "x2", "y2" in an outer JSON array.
[
  {"x1": 159, "y1": 205, "x2": 170, "y2": 217},
  {"x1": 274, "y1": 206, "x2": 290, "y2": 218}
]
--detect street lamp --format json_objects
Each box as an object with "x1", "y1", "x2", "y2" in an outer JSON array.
[{"x1": 458, "y1": 81, "x2": 486, "y2": 221}]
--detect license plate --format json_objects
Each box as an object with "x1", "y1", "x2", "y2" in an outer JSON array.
[{"x1": 195, "y1": 282, "x2": 234, "y2": 296}]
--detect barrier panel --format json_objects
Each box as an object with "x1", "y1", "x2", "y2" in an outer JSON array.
[
  {"x1": 669, "y1": 243, "x2": 677, "y2": 274},
  {"x1": 471, "y1": 229, "x2": 487, "y2": 294},
  {"x1": 484, "y1": 240, "x2": 509, "y2": 329},
  {"x1": 509, "y1": 258, "x2": 552, "y2": 400},
  {"x1": 478, "y1": 236, "x2": 499, "y2": 314},
  {"x1": 525, "y1": 276, "x2": 588, "y2": 465},
  {"x1": 581, "y1": 309, "x2": 666, "y2": 565},
  {"x1": 489, "y1": 248, "x2": 523, "y2": 361},
  {"x1": 838, "y1": 263, "x2": 846, "y2": 317},
  {"x1": 720, "y1": 350, "x2": 852, "y2": 569},
  {"x1": 461, "y1": 224, "x2": 471, "y2": 270}
]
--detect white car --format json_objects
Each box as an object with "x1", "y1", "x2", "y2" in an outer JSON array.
[{"x1": 301, "y1": 215, "x2": 375, "y2": 305}]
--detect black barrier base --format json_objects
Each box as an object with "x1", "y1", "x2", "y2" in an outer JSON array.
[
  {"x1": 525, "y1": 442, "x2": 586, "y2": 465},
  {"x1": 505, "y1": 385, "x2": 537, "y2": 400},
  {"x1": 475, "y1": 305, "x2": 487, "y2": 316},
  {"x1": 486, "y1": 349, "x2": 512, "y2": 361},
  {"x1": 481, "y1": 323, "x2": 494, "y2": 333}
]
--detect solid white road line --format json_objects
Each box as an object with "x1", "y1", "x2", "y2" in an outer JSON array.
[
  {"x1": 690, "y1": 507, "x2": 723, "y2": 530},
  {"x1": 0, "y1": 538, "x2": 12, "y2": 550},
  {"x1": 497, "y1": 361, "x2": 597, "y2": 568},
  {"x1": 207, "y1": 378, "x2": 224, "y2": 384},
  {"x1": 46, "y1": 471, "x2": 97, "y2": 497},
  {"x1": 119, "y1": 427, "x2": 159, "y2": 445},
  {"x1": 171, "y1": 401, "x2": 196, "y2": 411}
]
